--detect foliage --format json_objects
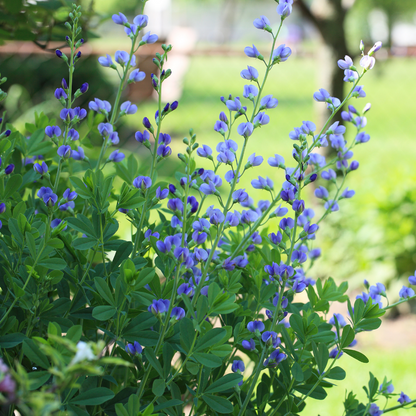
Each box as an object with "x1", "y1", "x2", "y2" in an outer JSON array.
[{"x1": 0, "y1": 2, "x2": 415, "y2": 416}]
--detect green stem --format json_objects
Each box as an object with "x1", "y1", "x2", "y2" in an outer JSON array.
[
  {"x1": 381, "y1": 398, "x2": 416, "y2": 414},
  {"x1": 131, "y1": 75, "x2": 164, "y2": 258},
  {"x1": 95, "y1": 35, "x2": 138, "y2": 172},
  {"x1": 237, "y1": 347, "x2": 266, "y2": 416}
]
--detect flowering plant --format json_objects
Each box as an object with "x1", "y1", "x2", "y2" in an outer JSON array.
[{"x1": 0, "y1": 1, "x2": 415, "y2": 415}]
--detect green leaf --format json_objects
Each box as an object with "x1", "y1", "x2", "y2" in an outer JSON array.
[
  {"x1": 0, "y1": 333, "x2": 27, "y2": 348},
  {"x1": 204, "y1": 373, "x2": 242, "y2": 393},
  {"x1": 92, "y1": 305, "x2": 116, "y2": 321},
  {"x1": 3, "y1": 174, "x2": 22, "y2": 199},
  {"x1": 47, "y1": 238, "x2": 64, "y2": 250},
  {"x1": 66, "y1": 325, "x2": 83, "y2": 343},
  {"x1": 152, "y1": 379, "x2": 165, "y2": 397},
  {"x1": 195, "y1": 328, "x2": 226, "y2": 352},
  {"x1": 289, "y1": 313, "x2": 305, "y2": 341},
  {"x1": 325, "y1": 366, "x2": 346, "y2": 380},
  {"x1": 340, "y1": 325, "x2": 355, "y2": 349},
  {"x1": 23, "y1": 339, "x2": 49, "y2": 369},
  {"x1": 343, "y1": 349, "x2": 369, "y2": 363},
  {"x1": 72, "y1": 237, "x2": 98, "y2": 250},
  {"x1": 66, "y1": 215, "x2": 97, "y2": 238},
  {"x1": 313, "y1": 342, "x2": 329, "y2": 375},
  {"x1": 294, "y1": 384, "x2": 327, "y2": 400},
  {"x1": 145, "y1": 348, "x2": 164, "y2": 378},
  {"x1": 38, "y1": 257, "x2": 67, "y2": 270},
  {"x1": 111, "y1": 241, "x2": 133, "y2": 271},
  {"x1": 26, "y1": 232, "x2": 37, "y2": 258},
  {"x1": 291, "y1": 362, "x2": 304, "y2": 382},
  {"x1": 28, "y1": 371, "x2": 51, "y2": 391},
  {"x1": 94, "y1": 277, "x2": 115, "y2": 307},
  {"x1": 179, "y1": 318, "x2": 195, "y2": 352},
  {"x1": 134, "y1": 267, "x2": 155, "y2": 290},
  {"x1": 115, "y1": 403, "x2": 130, "y2": 416},
  {"x1": 202, "y1": 394, "x2": 233, "y2": 414},
  {"x1": 69, "y1": 387, "x2": 115, "y2": 406},
  {"x1": 194, "y1": 352, "x2": 222, "y2": 368},
  {"x1": 153, "y1": 399, "x2": 184, "y2": 412},
  {"x1": 356, "y1": 318, "x2": 382, "y2": 331}
]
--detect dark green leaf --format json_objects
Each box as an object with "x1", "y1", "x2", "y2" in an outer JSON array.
[
  {"x1": 38, "y1": 257, "x2": 67, "y2": 270},
  {"x1": 92, "y1": 305, "x2": 116, "y2": 321},
  {"x1": 204, "y1": 373, "x2": 242, "y2": 393},
  {"x1": 202, "y1": 394, "x2": 233, "y2": 414},
  {"x1": 0, "y1": 333, "x2": 27, "y2": 348},
  {"x1": 325, "y1": 366, "x2": 346, "y2": 380},
  {"x1": 340, "y1": 325, "x2": 355, "y2": 349},
  {"x1": 145, "y1": 348, "x2": 164, "y2": 378},
  {"x1": 153, "y1": 399, "x2": 184, "y2": 412},
  {"x1": 195, "y1": 328, "x2": 226, "y2": 352},
  {"x1": 28, "y1": 371, "x2": 51, "y2": 391},
  {"x1": 72, "y1": 237, "x2": 97, "y2": 250},
  {"x1": 291, "y1": 362, "x2": 304, "y2": 382},
  {"x1": 3, "y1": 174, "x2": 22, "y2": 199},
  {"x1": 152, "y1": 379, "x2": 165, "y2": 397},
  {"x1": 69, "y1": 387, "x2": 115, "y2": 406},
  {"x1": 23, "y1": 340, "x2": 49, "y2": 369},
  {"x1": 94, "y1": 277, "x2": 115, "y2": 307},
  {"x1": 66, "y1": 215, "x2": 97, "y2": 238},
  {"x1": 194, "y1": 353, "x2": 222, "y2": 368},
  {"x1": 179, "y1": 318, "x2": 195, "y2": 352},
  {"x1": 343, "y1": 349, "x2": 369, "y2": 363}
]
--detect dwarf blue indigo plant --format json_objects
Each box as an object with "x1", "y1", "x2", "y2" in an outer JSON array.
[{"x1": 0, "y1": 2, "x2": 415, "y2": 415}]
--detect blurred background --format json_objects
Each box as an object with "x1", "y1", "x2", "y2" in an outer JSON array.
[{"x1": 1, "y1": 0, "x2": 416, "y2": 413}]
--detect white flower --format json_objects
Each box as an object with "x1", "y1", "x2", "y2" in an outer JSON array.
[{"x1": 71, "y1": 341, "x2": 96, "y2": 365}]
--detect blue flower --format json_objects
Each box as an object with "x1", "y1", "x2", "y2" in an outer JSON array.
[
  {"x1": 398, "y1": 392, "x2": 411, "y2": 404},
  {"x1": 57, "y1": 145, "x2": 71, "y2": 158},
  {"x1": 148, "y1": 299, "x2": 170, "y2": 315},
  {"x1": 120, "y1": 101, "x2": 138, "y2": 115},
  {"x1": 115, "y1": 50, "x2": 136, "y2": 67},
  {"x1": 0, "y1": 203, "x2": 6, "y2": 214},
  {"x1": 231, "y1": 360, "x2": 245, "y2": 372},
  {"x1": 242, "y1": 338, "x2": 256, "y2": 351},
  {"x1": 247, "y1": 320, "x2": 265, "y2": 333},
  {"x1": 125, "y1": 341, "x2": 143, "y2": 355},
  {"x1": 108, "y1": 150, "x2": 125, "y2": 163},
  {"x1": 98, "y1": 54, "x2": 114, "y2": 67},
  {"x1": 244, "y1": 44, "x2": 261, "y2": 58},
  {"x1": 263, "y1": 349, "x2": 287, "y2": 367},
  {"x1": 33, "y1": 162, "x2": 48, "y2": 175},
  {"x1": 240, "y1": 66, "x2": 259, "y2": 80},
  {"x1": 253, "y1": 15, "x2": 270, "y2": 30},
  {"x1": 313, "y1": 88, "x2": 330, "y2": 102},
  {"x1": 45, "y1": 125, "x2": 62, "y2": 138},
  {"x1": 276, "y1": 0, "x2": 293, "y2": 18},
  {"x1": 129, "y1": 69, "x2": 146, "y2": 82},
  {"x1": 37, "y1": 187, "x2": 58, "y2": 207},
  {"x1": 243, "y1": 85, "x2": 258, "y2": 98},
  {"x1": 260, "y1": 94, "x2": 278, "y2": 109},
  {"x1": 112, "y1": 12, "x2": 128, "y2": 25},
  {"x1": 337, "y1": 55, "x2": 353, "y2": 70},
  {"x1": 71, "y1": 147, "x2": 85, "y2": 160},
  {"x1": 324, "y1": 200, "x2": 339, "y2": 212},
  {"x1": 368, "y1": 403, "x2": 382, "y2": 416},
  {"x1": 98, "y1": 123, "x2": 113, "y2": 137},
  {"x1": 142, "y1": 31, "x2": 158, "y2": 44},
  {"x1": 63, "y1": 188, "x2": 77, "y2": 201},
  {"x1": 251, "y1": 176, "x2": 273, "y2": 190},
  {"x1": 133, "y1": 176, "x2": 152, "y2": 191},
  {"x1": 399, "y1": 286, "x2": 415, "y2": 299},
  {"x1": 261, "y1": 331, "x2": 279, "y2": 347},
  {"x1": 133, "y1": 14, "x2": 148, "y2": 27},
  {"x1": 272, "y1": 44, "x2": 292, "y2": 62},
  {"x1": 171, "y1": 307, "x2": 185, "y2": 321},
  {"x1": 329, "y1": 313, "x2": 346, "y2": 327}
]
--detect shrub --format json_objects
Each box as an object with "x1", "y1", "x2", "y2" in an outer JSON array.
[{"x1": 0, "y1": 2, "x2": 415, "y2": 416}]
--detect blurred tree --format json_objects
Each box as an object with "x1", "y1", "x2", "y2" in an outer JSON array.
[
  {"x1": 0, "y1": 0, "x2": 98, "y2": 48},
  {"x1": 353, "y1": 0, "x2": 416, "y2": 48}
]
